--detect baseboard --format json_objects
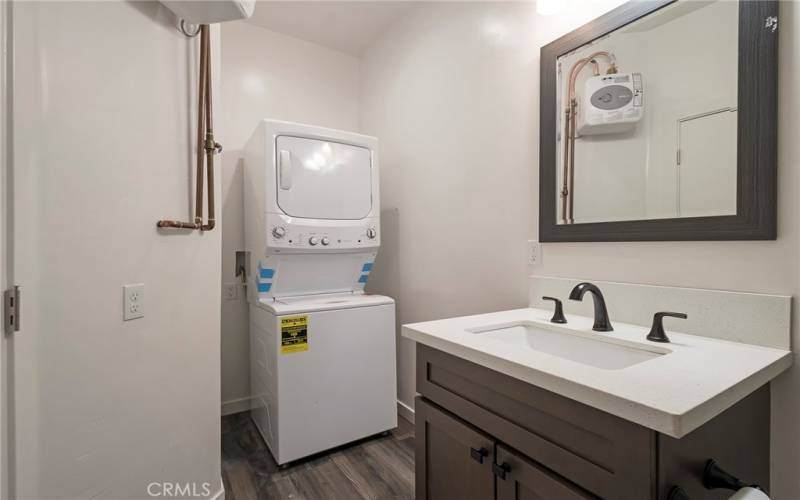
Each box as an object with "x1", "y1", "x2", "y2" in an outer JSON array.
[
  {"x1": 397, "y1": 399, "x2": 414, "y2": 423},
  {"x1": 221, "y1": 397, "x2": 251, "y2": 416},
  {"x1": 209, "y1": 477, "x2": 225, "y2": 500}
]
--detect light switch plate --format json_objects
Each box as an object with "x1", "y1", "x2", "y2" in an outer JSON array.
[{"x1": 123, "y1": 284, "x2": 144, "y2": 321}]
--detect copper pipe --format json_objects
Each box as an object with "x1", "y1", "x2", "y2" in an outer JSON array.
[
  {"x1": 559, "y1": 51, "x2": 616, "y2": 224},
  {"x1": 560, "y1": 56, "x2": 591, "y2": 224},
  {"x1": 567, "y1": 52, "x2": 615, "y2": 101},
  {"x1": 560, "y1": 107, "x2": 571, "y2": 224},
  {"x1": 567, "y1": 98, "x2": 578, "y2": 224},
  {"x1": 201, "y1": 27, "x2": 219, "y2": 231},
  {"x1": 559, "y1": 58, "x2": 589, "y2": 224},
  {"x1": 158, "y1": 24, "x2": 219, "y2": 232},
  {"x1": 195, "y1": 25, "x2": 208, "y2": 226}
]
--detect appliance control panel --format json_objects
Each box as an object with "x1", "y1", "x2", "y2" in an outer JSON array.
[{"x1": 266, "y1": 214, "x2": 379, "y2": 252}]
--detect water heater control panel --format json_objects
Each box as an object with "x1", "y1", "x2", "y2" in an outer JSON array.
[{"x1": 577, "y1": 72, "x2": 643, "y2": 136}]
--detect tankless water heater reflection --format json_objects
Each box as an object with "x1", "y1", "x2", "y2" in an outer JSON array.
[{"x1": 577, "y1": 72, "x2": 644, "y2": 136}]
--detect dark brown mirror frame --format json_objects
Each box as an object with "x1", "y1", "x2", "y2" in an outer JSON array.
[{"x1": 539, "y1": 0, "x2": 778, "y2": 242}]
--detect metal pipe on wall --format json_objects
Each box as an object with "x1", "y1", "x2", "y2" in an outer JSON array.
[
  {"x1": 195, "y1": 23, "x2": 208, "y2": 227},
  {"x1": 561, "y1": 107, "x2": 571, "y2": 222},
  {"x1": 158, "y1": 24, "x2": 220, "y2": 231},
  {"x1": 560, "y1": 51, "x2": 616, "y2": 224},
  {"x1": 202, "y1": 30, "x2": 217, "y2": 231}
]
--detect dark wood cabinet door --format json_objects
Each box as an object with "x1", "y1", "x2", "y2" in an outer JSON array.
[
  {"x1": 416, "y1": 397, "x2": 495, "y2": 500},
  {"x1": 416, "y1": 344, "x2": 655, "y2": 498},
  {"x1": 495, "y1": 445, "x2": 597, "y2": 500}
]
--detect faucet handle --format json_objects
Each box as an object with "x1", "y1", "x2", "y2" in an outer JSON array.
[
  {"x1": 542, "y1": 296, "x2": 567, "y2": 324},
  {"x1": 647, "y1": 312, "x2": 688, "y2": 343}
]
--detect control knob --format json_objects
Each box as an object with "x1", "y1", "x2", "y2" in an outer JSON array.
[
  {"x1": 321, "y1": 237, "x2": 330, "y2": 246},
  {"x1": 366, "y1": 228, "x2": 377, "y2": 239},
  {"x1": 308, "y1": 236, "x2": 318, "y2": 246},
  {"x1": 272, "y1": 226, "x2": 287, "y2": 239}
]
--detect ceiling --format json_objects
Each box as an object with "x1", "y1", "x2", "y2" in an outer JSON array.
[{"x1": 245, "y1": 1, "x2": 419, "y2": 56}]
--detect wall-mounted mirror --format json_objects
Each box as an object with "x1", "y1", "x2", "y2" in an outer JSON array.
[{"x1": 539, "y1": 0, "x2": 777, "y2": 242}]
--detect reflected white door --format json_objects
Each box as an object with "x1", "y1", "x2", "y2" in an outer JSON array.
[{"x1": 677, "y1": 109, "x2": 738, "y2": 217}]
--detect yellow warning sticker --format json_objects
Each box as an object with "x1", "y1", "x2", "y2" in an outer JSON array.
[{"x1": 281, "y1": 315, "x2": 308, "y2": 354}]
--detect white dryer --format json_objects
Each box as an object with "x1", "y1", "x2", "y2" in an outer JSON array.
[{"x1": 243, "y1": 119, "x2": 397, "y2": 465}]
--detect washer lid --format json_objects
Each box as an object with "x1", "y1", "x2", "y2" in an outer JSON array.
[
  {"x1": 275, "y1": 135, "x2": 373, "y2": 220},
  {"x1": 257, "y1": 293, "x2": 394, "y2": 315}
]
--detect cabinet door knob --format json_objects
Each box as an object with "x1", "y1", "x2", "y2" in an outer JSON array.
[
  {"x1": 469, "y1": 447, "x2": 488, "y2": 464},
  {"x1": 667, "y1": 487, "x2": 690, "y2": 500},
  {"x1": 492, "y1": 462, "x2": 511, "y2": 480}
]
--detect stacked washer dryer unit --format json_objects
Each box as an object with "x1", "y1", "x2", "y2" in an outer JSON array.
[{"x1": 243, "y1": 119, "x2": 397, "y2": 465}]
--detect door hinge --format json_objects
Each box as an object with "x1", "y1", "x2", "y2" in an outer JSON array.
[{"x1": 4, "y1": 285, "x2": 20, "y2": 333}]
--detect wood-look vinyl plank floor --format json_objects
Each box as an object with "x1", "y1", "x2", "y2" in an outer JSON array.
[{"x1": 221, "y1": 412, "x2": 415, "y2": 500}]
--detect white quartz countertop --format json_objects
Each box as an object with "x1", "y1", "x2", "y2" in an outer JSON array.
[{"x1": 402, "y1": 308, "x2": 793, "y2": 438}]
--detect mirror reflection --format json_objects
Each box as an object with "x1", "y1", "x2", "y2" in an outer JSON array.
[{"x1": 556, "y1": 0, "x2": 739, "y2": 225}]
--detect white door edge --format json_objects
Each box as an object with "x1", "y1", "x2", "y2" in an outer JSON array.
[{"x1": 0, "y1": 0, "x2": 11, "y2": 498}]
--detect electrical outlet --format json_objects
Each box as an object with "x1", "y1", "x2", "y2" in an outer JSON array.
[
  {"x1": 123, "y1": 284, "x2": 144, "y2": 321},
  {"x1": 223, "y1": 284, "x2": 238, "y2": 301},
  {"x1": 528, "y1": 240, "x2": 542, "y2": 265}
]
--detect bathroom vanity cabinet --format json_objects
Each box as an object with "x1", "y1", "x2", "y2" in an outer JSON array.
[{"x1": 415, "y1": 344, "x2": 770, "y2": 500}]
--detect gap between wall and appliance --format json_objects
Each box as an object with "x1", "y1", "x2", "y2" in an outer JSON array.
[{"x1": 221, "y1": 398, "x2": 416, "y2": 423}]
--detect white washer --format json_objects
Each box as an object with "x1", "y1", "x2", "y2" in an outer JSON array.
[
  {"x1": 243, "y1": 119, "x2": 397, "y2": 465},
  {"x1": 250, "y1": 294, "x2": 397, "y2": 465}
]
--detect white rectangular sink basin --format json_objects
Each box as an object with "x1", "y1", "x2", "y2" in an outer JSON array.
[
  {"x1": 469, "y1": 321, "x2": 667, "y2": 370},
  {"x1": 403, "y1": 308, "x2": 793, "y2": 437}
]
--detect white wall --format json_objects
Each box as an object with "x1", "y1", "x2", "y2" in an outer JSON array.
[
  {"x1": 9, "y1": 2, "x2": 222, "y2": 498},
  {"x1": 361, "y1": 1, "x2": 800, "y2": 498},
  {"x1": 359, "y1": 0, "x2": 624, "y2": 412},
  {"x1": 219, "y1": 21, "x2": 360, "y2": 413}
]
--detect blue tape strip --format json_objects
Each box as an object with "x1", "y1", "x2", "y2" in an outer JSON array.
[
  {"x1": 362, "y1": 263, "x2": 373, "y2": 273},
  {"x1": 358, "y1": 275, "x2": 369, "y2": 283},
  {"x1": 259, "y1": 267, "x2": 275, "y2": 279},
  {"x1": 257, "y1": 282, "x2": 272, "y2": 293}
]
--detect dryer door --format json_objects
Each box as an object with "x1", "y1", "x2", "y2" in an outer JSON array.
[{"x1": 275, "y1": 135, "x2": 373, "y2": 220}]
